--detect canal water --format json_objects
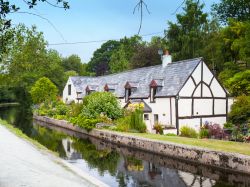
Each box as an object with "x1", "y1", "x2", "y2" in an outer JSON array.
[{"x1": 1, "y1": 106, "x2": 250, "y2": 187}]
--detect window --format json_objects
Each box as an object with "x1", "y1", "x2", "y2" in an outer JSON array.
[
  {"x1": 154, "y1": 114, "x2": 158, "y2": 124},
  {"x1": 68, "y1": 84, "x2": 71, "y2": 95},
  {"x1": 144, "y1": 114, "x2": 149, "y2": 120},
  {"x1": 150, "y1": 87, "x2": 157, "y2": 102},
  {"x1": 125, "y1": 88, "x2": 131, "y2": 102}
]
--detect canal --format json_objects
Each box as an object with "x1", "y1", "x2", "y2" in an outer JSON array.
[{"x1": 0, "y1": 106, "x2": 249, "y2": 187}]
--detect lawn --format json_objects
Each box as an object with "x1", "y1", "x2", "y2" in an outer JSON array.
[{"x1": 115, "y1": 131, "x2": 250, "y2": 156}]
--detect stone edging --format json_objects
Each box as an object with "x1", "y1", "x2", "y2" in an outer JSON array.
[{"x1": 33, "y1": 115, "x2": 250, "y2": 175}]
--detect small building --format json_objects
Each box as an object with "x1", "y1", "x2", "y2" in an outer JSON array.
[{"x1": 63, "y1": 54, "x2": 233, "y2": 134}]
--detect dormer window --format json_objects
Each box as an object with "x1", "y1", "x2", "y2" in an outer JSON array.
[
  {"x1": 86, "y1": 85, "x2": 98, "y2": 95},
  {"x1": 124, "y1": 81, "x2": 138, "y2": 102},
  {"x1": 150, "y1": 79, "x2": 163, "y2": 102},
  {"x1": 104, "y1": 83, "x2": 117, "y2": 93}
]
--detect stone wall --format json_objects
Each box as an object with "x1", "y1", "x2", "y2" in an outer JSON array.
[{"x1": 34, "y1": 115, "x2": 250, "y2": 175}]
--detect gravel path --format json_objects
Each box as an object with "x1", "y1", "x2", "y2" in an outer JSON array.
[{"x1": 0, "y1": 125, "x2": 107, "y2": 187}]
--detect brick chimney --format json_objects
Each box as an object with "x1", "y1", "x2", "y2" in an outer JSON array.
[{"x1": 162, "y1": 50, "x2": 172, "y2": 68}]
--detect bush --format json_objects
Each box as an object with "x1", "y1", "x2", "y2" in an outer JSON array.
[
  {"x1": 153, "y1": 123, "x2": 164, "y2": 135},
  {"x1": 71, "y1": 114, "x2": 100, "y2": 131},
  {"x1": 180, "y1": 126, "x2": 198, "y2": 138},
  {"x1": 30, "y1": 77, "x2": 58, "y2": 104},
  {"x1": 113, "y1": 116, "x2": 131, "y2": 132},
  {"x1": 199, "y1": 128, "x2": 209, "y2": 139},
  {"x1": 204, "y1": 123, "x2": 225, "y2": 139},
  {"x1": 82, "y1": 92, "x2": 123, "y2": 119},
  {"x1": 229, "y1": 96, "x2": 250, "y2": 125},
  {"x1": 130, "y1": 108, "x2": 146, "y2": 133},
  {"x1": 67, "y1": 102, "x2": 83, "y2": 118}
]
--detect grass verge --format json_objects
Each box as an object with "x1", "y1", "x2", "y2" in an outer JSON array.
[{"x1": 114, "y1": 131, "x2": 250, "y2": 156}]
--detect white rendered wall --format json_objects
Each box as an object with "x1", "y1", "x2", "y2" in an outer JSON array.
[
  {"x1": 202, "y1": 64, "x2": 213, "y2": 85},
  {"x1": 63, "y1": 78, "x2": 78, "y2": 103},
  {"x1": 193, "y1": 99, "x2": 213, "y2": 116},
  {"x1": 178, "y1": 99, "x2": 192, "y2": 117},
  {"x1": 179, "y1": 78, "x2": 195, "y2": 97},
  {"x1": 192, "y1": 63, "x2": 201, "y2": 84},
  {"x1": 214, "y1": 99, "x2": 226, "y2": 114},
  {"x1": 143, "y1": 97, "x2": 176, "y2": 132}
]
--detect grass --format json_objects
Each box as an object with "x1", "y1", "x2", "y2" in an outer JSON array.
[
  {"x1": 0, "y1": 119, "x2": 58, "y2": 156},
  {"x1": 113, "y1": 131, "x2": 250, "y2": 156}
]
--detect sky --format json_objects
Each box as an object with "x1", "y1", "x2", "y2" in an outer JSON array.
[{"x1": 7, "y1": 0, "x2": 220, "y2": 62}]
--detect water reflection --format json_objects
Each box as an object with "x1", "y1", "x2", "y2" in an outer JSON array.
[{"x1": 0, "y1": 106, "x2": 249, "y2": 187}]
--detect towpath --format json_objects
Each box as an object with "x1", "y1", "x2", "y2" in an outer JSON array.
[{"x1": 0, "y1": 125, "x2": 107, "y2": 187}]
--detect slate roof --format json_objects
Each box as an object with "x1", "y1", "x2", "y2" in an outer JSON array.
[{"x1": 69, "y1": 58, "x2": 201, "y2": 98}]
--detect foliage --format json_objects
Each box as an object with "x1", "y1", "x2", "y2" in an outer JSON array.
[
  {"x1": 229, "y1": 95, "x2": 250, "y2": 124},
  {"x1": 67, "y1": 102, "x2": 83, "y2": 118},
  {"x1": 223, "y1": 122, "x2": 233, "y2": 129},
  {"x1": 70, "y1": 114, "x2": 100, "y2": 131},
  {"x1": 128, "y1": 104, "x2": 146, "y2": 133},
  {"x1": 180, "y1": 126, "x2": 198, "y2": 138},
  {"x1": 30, "y1": 77, "x2": 58, "y2": 104},
  {"x1": 199, "y1": 128, "x2": 209, "y2": 139},
  {"x1": 226, "y1": 70, "x2": 250, "y2": 96},
  {"x1": 166, "y1": 0, "x2": 209, "y2": 61},
  {"x1": 87, "y1": 40, "x2": 121, "y2": 76},
  {"x1": 203, "y1": 122, "x2": 225, "y2": 139},
  {"x1": 212, "y1": 0, "x2": 250, "y2": 23},
  {"x1": 113, "y1": 116, "x2": 131, "y2": 132},
  {"x1": 109, "y1": 36, "x2": 142, "y2": 73},
  {"x1": 130, "y1": 44, "x2": 162, "y2": 69},
  {"x1": 82, "y1": 92, "x2": 123, "y2": 120},
  {"x1": 153, "y1": 122, "x2": 164, "y2": 135},
  {"x1": 62, "y1": 55, "x2": 88, "y2": 75}
]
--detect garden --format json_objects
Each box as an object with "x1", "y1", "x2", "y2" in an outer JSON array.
[{"x1": 32, "y1": 77, "x2": 250, "y2": 145}]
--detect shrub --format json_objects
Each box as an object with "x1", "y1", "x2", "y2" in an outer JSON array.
[
  {"x1": 153, "y1": 123, "x2": 164, "y2": 135},
  {"x1": 71, "y1": 114, "x2": 100, "y2": 131},
  {"x1": 180, "y1": 126, "x2": 198, "y2": 138},
  {"x1": 229, "y1": 96, "x2": 250, "y2": 125},
  {"x1": 207, "y1": 123, "x2": 224, "y2": 139},
  {"x1": 130, "y1": 108, "x2": 146, "y2": 133},
  {"x1": 67, "y1": 102, "x2": 83, "y2": 118},
  {"x1": 30, "y1": 77, "x2": 58, "y2": 104},
  {"x1": 199, "y1": 128, "x2": 209, "y2": 139},
  {"x1": 82, "y1": 92, "x2": 123, "y2": 119}
]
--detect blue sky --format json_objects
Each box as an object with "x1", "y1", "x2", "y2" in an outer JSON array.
[{"x1": 8, "y1": 0, "x2": 219, "y2": 62}]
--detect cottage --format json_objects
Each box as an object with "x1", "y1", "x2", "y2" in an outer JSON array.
[{"x1": 63, "y1": 54, "x2": 233, "y2": 134}]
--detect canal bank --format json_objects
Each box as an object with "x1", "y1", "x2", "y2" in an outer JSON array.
[
  {"x1": 0, "y1": 120, "x2": 108, "y2": 187},
  {"x1": 34, "y1": 115, "x2": 250, "y2": 175}
]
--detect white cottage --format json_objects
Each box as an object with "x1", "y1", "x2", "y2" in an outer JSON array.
[{"x1": 63, "y1": 54, "x2": 233, "y2": 134}]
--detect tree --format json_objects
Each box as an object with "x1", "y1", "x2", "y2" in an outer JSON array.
[
  {"x1": 109, "y1": 36, "x2": 143, "y2": 73},
  {"x1": 166, "y1": 0, "x2": 209, "y2": 61},
  {"x1": 130, "y1": 44, "x2": 161, "y2": 69},
  {"x1": 226, "y1": 70, "x2": 250, "y2": 96},
  {"x1": 229, "y1": 95, "x2": 250, "y2": 124},
  {"x1": 82, "y1": 92, "x2": 123, "y2": 119},
  {"x1": 87, "y1": 40, "x2": 120, "y2": 76},
  {"x1": 212, "y1": 0, "x2": 250, "y2": 24},
  {"x1": 62, "y1": 54, "x2": 87, "y2": 75},
  {"x1": 30, "y1": 77, "x2": 58, "y2": 104}
]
